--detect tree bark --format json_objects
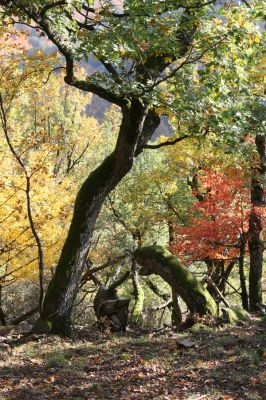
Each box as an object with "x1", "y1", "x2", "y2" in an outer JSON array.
[
  {"x1": 239, "y1": 235, "x2": 249, "y2": 310},
  {"x1": 0, "y1": 285, "x2": 6, "y2": 325},
  {"x1": 248, "y1": 133, "x2": 265, "y2": 311},
  {"x1": 171, "y1": 288, "x2": 182, "y2": 326},
  {"x1": 131, "y1": 261, "x2": 144, "y2": 325},
  {"x1": 135, "y1": 245, "x2": 217, "y2": 317},
  {"x1": 248, "y1": 210, "x2": 264, "y2": 310},
  {"x1": 35, "y1": 102, "x2": 160, "y2": 334}
]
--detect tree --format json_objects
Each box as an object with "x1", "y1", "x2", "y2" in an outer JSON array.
[
  {"x1": 248, "y1": 115, "x2": 265, "y2": 310},
  {"x1": 171, "y1": 165, "x2": 251, "y2": 300},
  {"x1": 0, "y1": 25, "x2": 105, "y2": 322},
  {"x1": 0, "y1": 0, "x2": 259, "y2": 334}
]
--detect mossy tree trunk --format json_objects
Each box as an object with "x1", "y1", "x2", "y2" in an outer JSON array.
[
  {"x1": 131, "y1": 231, "x2": 144, "y2": 325},
  {"x1": 249, "y1": 134, "x2": 265, "y2": 311},
  {"x1": 135, "y1": 246, "x2": 217, "y2": 317},
  {"x1": 168, "y1": 222, "x2": 182, "y2": 326},
  {"x1": 131, "y1": 263, "x2": 144, "y2": 325},
  {"x1": 36, "y1": 102, "x2": 160, "y2": 335}
]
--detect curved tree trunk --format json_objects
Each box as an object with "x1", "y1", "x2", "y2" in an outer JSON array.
[
  {"x1": 135, "y1": 245, "x2": 217, "y2": 317},
  {"x1": 34, "y1": 102, "x2": 160, "y2": 335}
]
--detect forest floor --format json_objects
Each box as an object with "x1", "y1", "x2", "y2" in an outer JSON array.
[{"x1": 0, "y1": 316, "x2": 265, "y2": 400}]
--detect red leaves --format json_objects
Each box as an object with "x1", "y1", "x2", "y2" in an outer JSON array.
[{"x1": 171, "y1": 168, "x2": 252, "y2": 263}]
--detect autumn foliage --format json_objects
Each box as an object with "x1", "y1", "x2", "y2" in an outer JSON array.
[{"x1": 171, "y1": 168, "x2": 252, "y2": 264}]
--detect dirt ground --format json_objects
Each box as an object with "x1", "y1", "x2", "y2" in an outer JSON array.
[{"x1": 0, "y1": 317, "x2": 265, "y2": 400}]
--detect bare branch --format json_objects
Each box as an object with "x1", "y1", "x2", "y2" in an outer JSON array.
[
  {"x1": 40, "y1": 1, "x2": 67, "y2": 16},
  {"x1": 44, "y1": 66, "x2": 66, "y2": 84},
  {"x1": 144, "y1": 135, "x2": 188, "y2": 149}
]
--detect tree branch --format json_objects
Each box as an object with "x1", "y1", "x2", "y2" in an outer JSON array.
[
  {"x1": 144, "y1": 135, "x2": 188, "y2": 149},
  {"x1": 40, "y1": 1, "x2": 67, "y2": 16}
]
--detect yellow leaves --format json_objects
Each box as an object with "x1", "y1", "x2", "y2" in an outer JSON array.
[
  {"x1": 213, "y1": 17, "x2": 222, "y2": 25},
  {"x1": 164, "y1": 182, "x2": 177, "y2": 196},
  {"x1": 164, "y1": 57, "x2": 173, "y2": 64},
  {"x1": 249, "y1": 33, "x2": 260, "y2": 45},
  {"x1": 0, "y1": 56, "x2": 102, "y2": 283},
  {"x1": 156, "y1": 107, "x2": 166, "y2": 116}
]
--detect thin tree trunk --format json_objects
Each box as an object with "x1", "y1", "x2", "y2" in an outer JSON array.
[
  {"x1": 131, "y1": 230, "x2": 144, "y2": 325},
  {"x1": 249, "y1": 133, "x2": 265, "y2": 311},
  {"x1": 0, "y1": 94, "x2": 45, "y2": 312},
  {"x1": 0, "y1": 285, "x2": 6, "y2": 326},
  {"x1": 248, "y1": 209, "x2": 264, "y2": 310},
  {"x1": 131, "y1": 261, "x2": 144, "y2": 325},
  {"x1": 171, "y1": 288, "x2": 182, "y2": 326},
  {"x1": 36, "y1": 102, "x2": 160, "y2": 334},
  {"x1": 168, "y1": 221, "x2": 182, "y2": 326},
  {"x1": 239, "y1": 236, "x2": 249, "y2": 310}
]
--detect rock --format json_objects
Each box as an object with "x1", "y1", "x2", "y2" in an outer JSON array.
[
  {"x1": 0, "y1": 325, "x2": 15, "y2": 336},
  {"x1": 0, "y1": 342, "x2": 10, "y2": 351},
  {"x1": 13, "y1": 322, "x2": 33, "y2": 334},
  {"x1": 189, "y1": 323, "x2": 214, "y2": 333},
  {"x1": 176, "y1": 338, "x2": 196, "y2": 349},
  {"x1": 222, "y1": 307, "x2": 250, "y2": 324}
]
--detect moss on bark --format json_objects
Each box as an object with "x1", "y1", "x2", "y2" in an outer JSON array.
[
  {"x1": 131, "y1": 284, "x2": 144, "y2": 324},
  {"x1": 135, "y1": 245, "x2": 217, "y2": 317}
]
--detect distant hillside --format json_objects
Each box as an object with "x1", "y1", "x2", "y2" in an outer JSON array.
[{"x1": 27, "y1": 25, "x2": 171, "y2": 140}]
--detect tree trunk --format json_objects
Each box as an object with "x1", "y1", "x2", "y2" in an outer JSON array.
[
  {"x1": 171, "y1": 288, "x2": 182, "y2": 326},
  {"x1": 248, "y1": 210, "x2": 264, "y2": 310},
  {"x1": 249, "y1": 133, "x2": 265, "y2": 311},
  {"x1": 239, "y1": 236, "x2": 249, "y2": 310},
  {"x1": 135, "y1": 246, "x2": 217, "y2": 317},
  {"x1": 34, "y1": 101, "x2": 160, "y2": 335},
  {"x1": 168, "y1": 222, "x2": 182, "y2": 326},
  {"x1": 0, "y1": 285, "x2": 6, "y2": 326},
  {"x1": 131, "y1": 261, "x2": 144, "y2": 325}
]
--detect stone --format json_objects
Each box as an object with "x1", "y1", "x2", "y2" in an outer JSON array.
[
  {"x1": 0, "y1": 325, "x2": 15, "y2": 336},
  {"x1": 176, "y1": 338, "x2": 196, "y2": 349}
]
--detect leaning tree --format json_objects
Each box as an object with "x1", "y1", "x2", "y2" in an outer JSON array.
[{"x1": 0, "y1": 0, "x2": 256, "y2": 334}]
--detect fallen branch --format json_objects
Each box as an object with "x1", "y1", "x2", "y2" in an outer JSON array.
[{"x1": 10, "y1": 306, "x2": 39, "y2": 325}]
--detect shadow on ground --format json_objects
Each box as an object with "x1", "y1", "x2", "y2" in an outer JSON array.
[{"x1": 0, "y1": 318, "x2": 265, "y2": 400}]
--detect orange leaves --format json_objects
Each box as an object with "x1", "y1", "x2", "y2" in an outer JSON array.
[{"x1": 171, "y1": 167, "x2": 251, "y2": 263}]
